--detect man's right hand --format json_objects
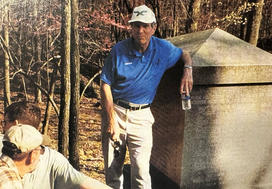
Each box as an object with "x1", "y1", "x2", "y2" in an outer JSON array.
[
  {"x1": 100, "y1": 81, "x2": 120, "y2": 142},
  {"x1": 107, "y1": 121, "x2": 120, "y2": 142}
]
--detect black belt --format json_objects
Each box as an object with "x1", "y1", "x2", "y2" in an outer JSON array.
[{"x1": 113, "y1": 99, "x2": 150, "y2": 111}]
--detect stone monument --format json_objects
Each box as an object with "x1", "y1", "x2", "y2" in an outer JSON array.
[{"x1": 151, "y1": 28, "x2": 272, "y2": 188}]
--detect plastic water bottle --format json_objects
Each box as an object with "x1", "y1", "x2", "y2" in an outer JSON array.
[{"x1": 181, "y1": 93, "x2": 191, "y2": 110}]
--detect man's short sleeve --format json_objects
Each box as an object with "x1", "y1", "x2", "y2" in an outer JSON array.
[
  {"x1": 167, "y1": 43, "x2": 183, "y2": 69},
  {"x1": 101, "y1": 51, "x2": 115, "y2": 85}
]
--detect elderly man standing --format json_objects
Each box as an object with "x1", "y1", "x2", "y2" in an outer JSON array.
[{"x1": 100, "y1": 4, "x2": 193, "y2": 189}]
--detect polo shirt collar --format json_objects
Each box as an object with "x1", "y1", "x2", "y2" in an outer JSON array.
[{"x1": 128, "y1": 36, "x2": 155, "y2": 57}]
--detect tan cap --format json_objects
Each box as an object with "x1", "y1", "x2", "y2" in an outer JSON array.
[
  {"x1": 3, "y1": 124, "x2": 43, "y2": 153},
  {"x1": 128, "y1": 5, "x2": 156, "y2": 24}
]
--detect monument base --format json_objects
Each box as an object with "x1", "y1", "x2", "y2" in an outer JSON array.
[{"x1": 123, "y1": 164, "x2": 180, "y2": 189}]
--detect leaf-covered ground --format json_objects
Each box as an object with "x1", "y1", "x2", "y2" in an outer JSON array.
[{"x1": 45, "y1": 96, "x2": 106, "y2": 183}]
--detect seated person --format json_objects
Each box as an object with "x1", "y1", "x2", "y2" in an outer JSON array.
[
  {"x1": 0, "y1": 101, "x2": 111, "y2": 189},
  {"x1": 0, "y1": 124, "x2": 43, "y2": 189}
]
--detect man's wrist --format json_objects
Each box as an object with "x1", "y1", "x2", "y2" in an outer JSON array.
[{"x1": 184, "y1": 65, "x2": 192, "y2": 69}]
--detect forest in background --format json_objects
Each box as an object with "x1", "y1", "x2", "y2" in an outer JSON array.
[
  {"x1": 0, "y1": 0, "x2": 272, "y2": 171},
  {"x1": 1, "y1": 0, "x2": 272, "y2": 78}
]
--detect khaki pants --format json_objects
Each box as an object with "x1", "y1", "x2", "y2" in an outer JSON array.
[{"x1": 102, "y1": 104, "x2": 154, "y2": 189}]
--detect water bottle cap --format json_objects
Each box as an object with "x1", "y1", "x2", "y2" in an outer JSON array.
[
  {"x1": 185, "y1": 95, "x2": 191, "y2": 100},
  {"x1": 181, "y1": 93, "x2": 191, "y2": 100}
]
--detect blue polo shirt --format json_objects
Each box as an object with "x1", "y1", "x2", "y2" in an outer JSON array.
[{"x1": 101, "y1": 36, "x2": 182, "y2": 104}]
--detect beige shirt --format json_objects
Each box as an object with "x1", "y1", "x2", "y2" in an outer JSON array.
[{"x1": 0, "y1": 134, "x2": 3, "y2": 156}]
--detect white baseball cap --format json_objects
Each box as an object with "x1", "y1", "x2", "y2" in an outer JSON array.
[
  {"x1": 128, "y1": 5, "x2": 156, "y2": 24},
  {"x1": 3, "y1": 124, "x2": 43, "y2": 153}
]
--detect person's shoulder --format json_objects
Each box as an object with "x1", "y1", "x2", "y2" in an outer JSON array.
[
  {"x1": 0, "y1": 134, "x2": 3, "y2": 156},
  {"x1": 152, "y1": 36, "x2": 179, "y2": 55},
  {"x1": 113, "y1": 38, "x2": 131, "y2": 52},
  {"x1": 0, "y1": 164, "x2": 8, "y2": 173},
  {"x1": 152, "y1": 36, "x2": 174, "y2": 48},
  {"x1": 42, "y1": 146, "x2": 70, "y2": 165},
  {"x1": 0, "y1": 166, "x2": 16, "y2": 175},
  {"x1": 0, "y1": 173, "x2": 23, "y2": 189},
  {"x1": 0, "y1": 159, "x2": 22, "y2": 188},
  {"x1": 0, "y1": 155, "x2": 15, "y2": 167},
  {"x1": 0, "y1": 164, "x2": 18, "y2": 182},
  {"x1": 116, "y1": 38, "x2": 130, "y2": 46},
  {"x1": 44, "y1": 146, "x2": 67, "y2": 158}
]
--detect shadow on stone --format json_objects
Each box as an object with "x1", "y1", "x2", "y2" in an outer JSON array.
[{"x1": 123, "y1": 164, "x2": 179, "y2": 189}]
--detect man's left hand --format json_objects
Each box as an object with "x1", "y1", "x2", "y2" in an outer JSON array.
[{"x1": 180, "y1": 67, "x2": 193, "y2": 95}]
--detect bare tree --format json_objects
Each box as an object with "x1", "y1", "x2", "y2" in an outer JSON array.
[
  {"x1": 245, "y1": 0, "x2": 264, "y2": 46},
  {"x1": 69, "y1": 0, "x2": 80, "y2": 169},
  {"x1": 42, "y1": 58, "x2": 60, "y2": 135},
  {"x1": 33, "y1": 0, "x2": 42, "y2": 103},
  {"x1": 2, "y1": 2, "x2": 11, "y2": 108},
  {"x1": 58, "y1": 0, "x2": 71, "y2": 157},
  {"x1": 186, "y1": 0, "x2": 201, "y2": 33}
]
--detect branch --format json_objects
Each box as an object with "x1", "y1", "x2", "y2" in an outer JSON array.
[
  {"x1": 0, "y1": 35, "x2": 60, "y2": 116},
  {"x1": 80, "y1": 70, "x2": 101, "y2": 102},
  {"x1": 20, "y1": 70, "x2": 60, "y2": 116}
]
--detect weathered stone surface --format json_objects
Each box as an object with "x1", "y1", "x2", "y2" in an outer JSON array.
[
  {"x1": 182, "y1": 85, "x2": 272, "y2": 188},
  {"x1": 151, "y1": 28, "x2": 272, "y2": 188}
]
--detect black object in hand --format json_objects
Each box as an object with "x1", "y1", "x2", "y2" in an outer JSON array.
[{"x1": 112, "y1": 140, "x2": 121, "y2": 158}]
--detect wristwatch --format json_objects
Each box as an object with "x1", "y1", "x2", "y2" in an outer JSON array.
[{"x1": 184, "y1": 65, "x2": 192, "y2": 69}]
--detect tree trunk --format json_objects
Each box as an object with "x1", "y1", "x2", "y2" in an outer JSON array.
[
  {"x1": 173, "y1": 0, "x2": 178, "y2": 36},
  {"x1": 186, "y1": 0, "x2": 201, "y2": 33},
  {"x1": 42, "y1": 0, "x2": 54, "y2": 135},
  {"x1": 33, "y1": 0, "x2": 42, "y2": 104},
  {"x1": 245, "y1": 0, "x2": 264, "y2": 46},
  {"x1": 3, "y1": 3, "x2": 11, "y2": 108},
  {"x1": 58, "y1": 0, "x2": 71, "y2": 157},
  {"x1": 16, "y1": 22, "x2": 28, "y2": 101},
  {"x1": 69, "y1": 0, "x2": 80, "y2": 169},
  {"x1": 42, "y1": 59, "x2": 59, "y2": 135}
]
